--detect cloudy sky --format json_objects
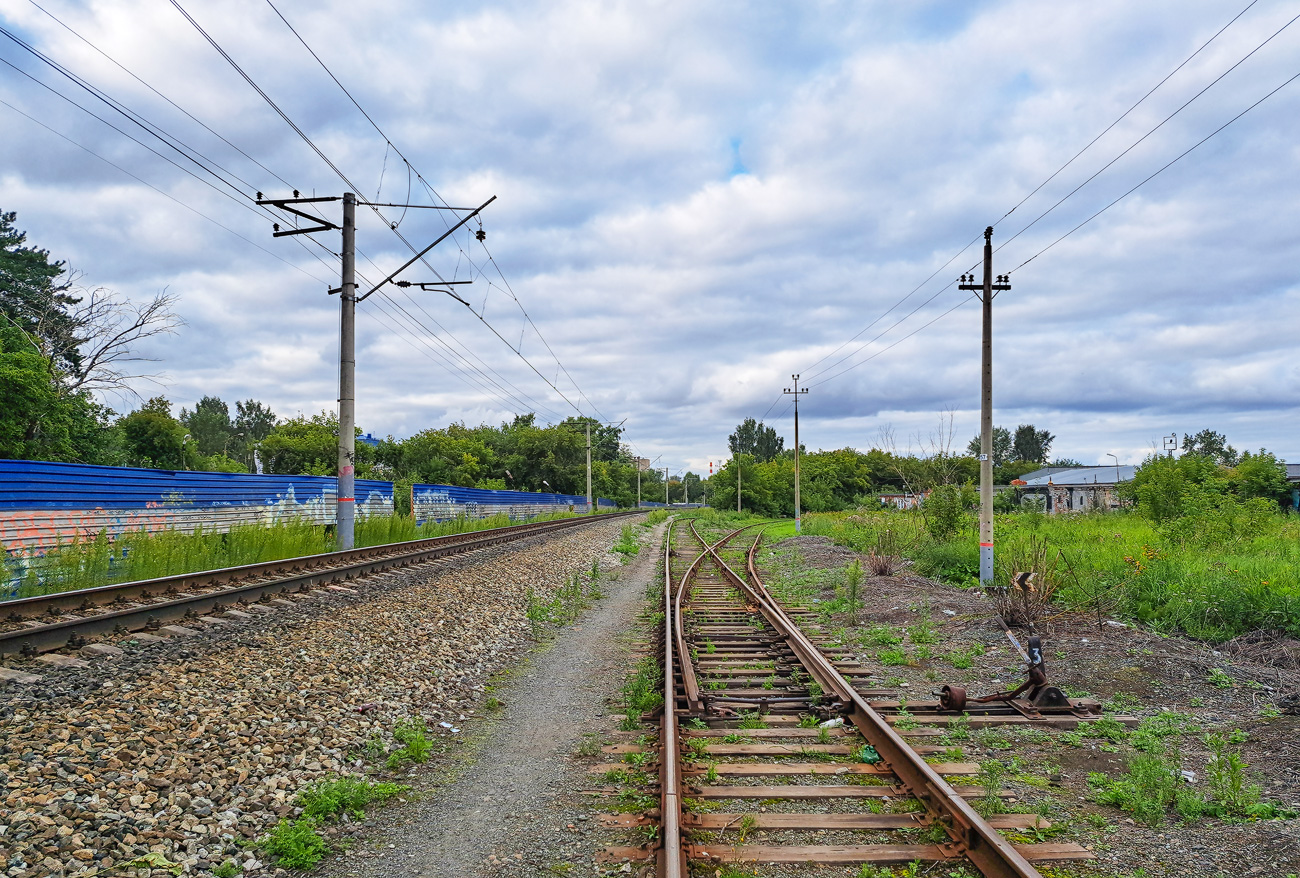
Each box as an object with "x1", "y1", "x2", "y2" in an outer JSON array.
[{"x1": 2, "y1": 0, "x2": 1298, "y2": 474}]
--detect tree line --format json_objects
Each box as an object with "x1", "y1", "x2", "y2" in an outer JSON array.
[{"x1": 705, "y1": 419, "x2": 1291, "y2": 518}]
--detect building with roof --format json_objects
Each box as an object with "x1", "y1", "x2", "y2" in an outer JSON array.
[
  {"x1": 1012, "y1": 460, "x2": 1300, "y2": 514},
  {"x1": 1015, "y1": 465, "x2": 1138, "y2": 514}
]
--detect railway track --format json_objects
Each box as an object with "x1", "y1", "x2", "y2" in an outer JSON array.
[
  {"x1": 0, "y1": 511, "x2": 638, "y2": 660},
  {"x1": 601, "y1": 517, "x2": 1130, "y2": 877}
]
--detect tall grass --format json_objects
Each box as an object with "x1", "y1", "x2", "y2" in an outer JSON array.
[
  {"x1": 4, "y1": 511, "x2": 573, "y2": 600},
  {"x1": 799, "y1": 508, "x2": 1300, "y2": 642}
]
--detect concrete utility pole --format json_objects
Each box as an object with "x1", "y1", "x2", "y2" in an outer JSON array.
[
  {"x1": 684, "y1": 473, "x2": 689, "y2": 505},
  {"x1": 337, "y1": 192, "x2": 357, "y2": 550},
  {"x1": 257, "y1": 189, "x2": 495, "y2": 551},
  {"x1": 784, "y1": 374, "x2": 809, "y2": 533},
  {"x1": 665, "y1": 467, "x2": 669, "y2": 506},
  {"x1": 737, "y1": 456, "x2": 742, "y2": 513},
  {"x1": 586, "y1": 422, "x2": 593, "y2": 514},
  {"x1": 959, "y1": 227, "x2": 1010, "y2": 588}
]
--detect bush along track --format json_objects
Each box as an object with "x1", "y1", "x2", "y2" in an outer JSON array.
[{"x1": 0, "y1": 516, "x2": 639, "y2": 878}]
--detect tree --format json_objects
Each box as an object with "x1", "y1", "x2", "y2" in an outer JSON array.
[
  {"x1": 0, "y1": 210, "x2": 83, "y2": 376},
  {"x1": 0, "y1": 323, "x2": 113, "y2": 462},
  {"x1": 119, "y1": 396, "x2": 187, "y2": 469},
  {"x1": 63, "y1": 288, "x2": 182, "y2": 397},
  {"x1": 966, "y1": 425, "x2": 1012, "y2": 466},
  {"x1": 558, "y1": 416, "x2": 623, "y2": 463},
  {"x1": 180, "y1": 396, "x2": 233, "y2": 456},
  {"x1": 1182, "y1": 429, "x2": 1239, "y2": 466},
  {"x1": 259, "y1": 412, "x2": 342, "y2": 476},
  {"x1": 1011, "y1": 424, "x2": 1054, "y2": 463},
  {"x1": 1231, "y1": 450, "x2": 1289, "y2": 503},
  {"x1": 729, "y1": 418, "x2": 784, "y2": 462}
]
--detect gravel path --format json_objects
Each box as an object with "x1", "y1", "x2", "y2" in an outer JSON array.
[
  {"x1": 322, "y1": 520, "x2": 664, "y2": 878},
  {"x1": 0, "y1": 517, "x2": 639, "y2": 878}
]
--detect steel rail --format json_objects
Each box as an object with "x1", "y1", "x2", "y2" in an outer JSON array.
[
  {"x1": 733, "y1": 534, "x2": 1043, "y2": 878},
  {"x1": 659, "y1": 517, "x2": 686, "y2": 878},
  {"x1": 672, "y1": 522, "x2": 763, "y2": 712},
  {"x1": 659, "y1": 520, "x2": 765, "y2": 873},
  {"x1": 0, "y1": 511, "x2": 640, "y2": 657}
]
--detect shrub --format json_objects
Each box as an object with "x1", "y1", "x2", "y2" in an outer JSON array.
[
  {"x1": 912, "y1": 540, "x2": 979, "y2": 584},
  {"x1": 923, "y1": 485, "x2": 965, "y2": 539}
]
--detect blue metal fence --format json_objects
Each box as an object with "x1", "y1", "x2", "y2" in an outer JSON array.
[
  {"x1": 411, "y1": 482, "x2": 617, "y2": 523},
  {"x1": 0, "y1": 459, "x2": 393, "y2": 559}
]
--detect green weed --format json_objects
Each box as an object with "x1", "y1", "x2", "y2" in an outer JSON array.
[
  {"x1": 877, "y1": 646, "x2": 909, "y2": 666},
  {"x1": 262, "y1": 816, "x2": 328, "y2": 869},
  {"x1": 385, "y1": 718, "x2": 432, "y2": 769},
  {"x1": 298, "y1": 777, "x2": 408, "y2": 821}
]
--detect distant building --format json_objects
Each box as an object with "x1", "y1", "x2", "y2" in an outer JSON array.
[
  {"x1": 1016, "y1": 465, "x2": 1138, "y2": 513},
  {"x1": 878, "y1": 491, "x2": 928, "y2": 510},
  {"x1": 357, "y1": 433, "x2": 381, "y2": 448},
  {"x1": 635, "y1": 457, "x2": 652, "y2": 471}
]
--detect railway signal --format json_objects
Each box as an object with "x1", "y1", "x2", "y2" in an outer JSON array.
[{"x1": 958, "y1": 227, "x2": 1011, "y2": 588}]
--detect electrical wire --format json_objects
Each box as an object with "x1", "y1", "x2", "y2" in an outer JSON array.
[
  {"x1": 24, "y1": 0, "x2": 295, "y2": 190},
  {"x1": 262, "y1": 0, "x2": 603, "y2": 418},
  {"x1": 990, "y1": 0, "x2": 1263, "y2": 229},
  {"x1": 0, "y1": 96, "x2": 331, "y2": 286},
  {"x1": 994, "y1": 7, "x2": 1300, "y2": 257},
  {"x1": 166, "y1": 0, "x2": 593, "y2": 419},
  {"x1": 799, "y1": 0, "x2": 1282, "y2": 389},
  {"x1": 3, "y1": 10, "x2": 570, "y2": 421},
  {"x1": 1008, "y1": 66, "x2": 1300, "y2": 274}
]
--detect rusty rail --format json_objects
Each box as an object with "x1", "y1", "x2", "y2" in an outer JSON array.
[
  {"x1": 659, "y1": 518, "x2": 686, "y2": 878},
  {"x1": 730, "y1": 533, "x2": 1043, "y2": 878}
]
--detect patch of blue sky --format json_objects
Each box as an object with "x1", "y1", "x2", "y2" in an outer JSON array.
[{"x1": 728, "y1": 137, "x2": 749, "y2": 177}]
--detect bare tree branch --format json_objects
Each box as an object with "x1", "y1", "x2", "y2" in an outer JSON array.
[{"x1": 65, "y1": 288, "x2": 184, "y2": 399}]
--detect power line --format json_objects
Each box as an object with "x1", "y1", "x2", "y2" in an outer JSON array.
[
  {"x1": 24, "y1": 0, "x2": 295, "y2": 190},
  {"x1": 994, "y1": 6, "x2": 1300, "y2": 257},
  {"x1": 990, "y1": 0, "x2": 1264, "y2": 229},
  {"x1": 0, "y1": 96, "x2": 331, "y2": 286},
  {"x1": 3, "y1": 12, "x2": 567, "y2": 420},
  {"x1": 167, "y1": 0, "x2": 591, "y2": 418},
  {"x1": 798, "y1": 0, "x2": 1280, "y2": 390},
  {"x1": 1009, "y1": 66, "x2": 1300, "y2": 275},
  {"x1": 260, "y1": 1, "x2": 603, "y2": 419}
]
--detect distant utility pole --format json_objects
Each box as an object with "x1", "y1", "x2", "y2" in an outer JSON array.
[
  {"x1": 958, "y1": 227, "x2": 1010, "y2": 588},
  {"x1": 257, "y1": 190, "x2": 495, "y2": 550},
  {"x1": 737, "y1": 456, "x2": 742, "y2": 513},
  {"x1": 586, "y1": 422, "x2": 593, "y2": 514},
  {"x1": 784, "y1": 375, "x2": 809, "y2": 533},
  {"x1": 684, "y1": 473, "x2": 689, "y2": 505},
  {"x1": 665, "y1": 467, "x2": 670, "y2": 506}
]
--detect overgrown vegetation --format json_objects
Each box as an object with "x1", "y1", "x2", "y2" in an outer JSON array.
[
  {"x1": 5, "y1": 509, "x2": 575, "y2": 599},
  {"x1": 799, "y1": 504, "x2": 1300, "y2": 641},
  {"x1": 260, "y1": 776, "x2": 409, "y2": 870},
  {"x1": 1085, "y1": 718, "x2": 1296, "y2": 827}
]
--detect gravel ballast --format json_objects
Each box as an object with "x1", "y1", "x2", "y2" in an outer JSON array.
[{"x1": 0, "y1": 517, "x2": 635, "y2": 878}]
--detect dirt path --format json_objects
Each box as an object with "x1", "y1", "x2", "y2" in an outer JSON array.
[{"x1": 322, "y1": 522, "x2": 663, "y2": 878}]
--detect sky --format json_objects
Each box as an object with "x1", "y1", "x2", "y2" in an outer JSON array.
[{"x1": 2, "y1": 0, "x2": 1298, "y2": 476}]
